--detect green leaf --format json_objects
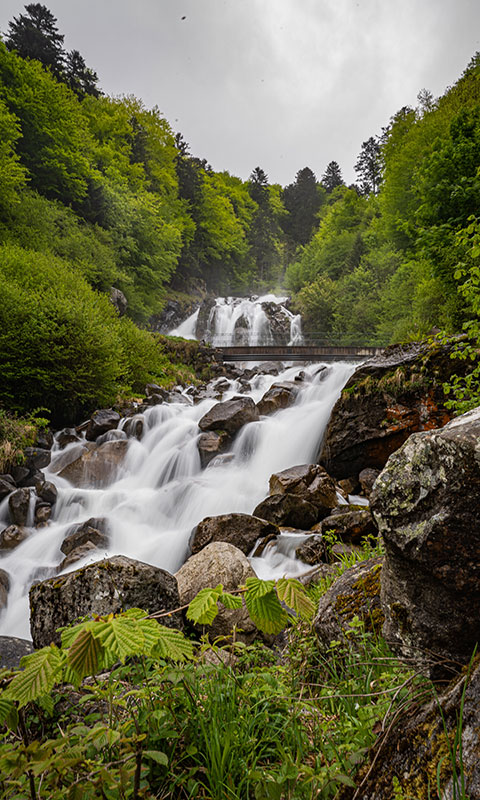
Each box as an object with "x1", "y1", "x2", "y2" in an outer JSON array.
[
  {"x1": 245, "y1": 577, "x2": 275, "y2": 598},
  {"x1": 4, "y1": 646, "x2": 62, "y2": 707},
  {"x1": 151, "y1": 625, "x2": 194, "y2": 661},
  {"x1": 93, "y1": 616, "x2": 145, "y2": 662},
  {"x1": 143, "y1": 749, "x2": 168, "y2": 766},
  {"x1": 0, "y1": 697, "x2": 17, "y2": 728},
  {"x1": 187, "y1": 586, "x2": 222, "y2": 625},
  {"x1": 245, "y1": 588, "x2": 288, "y2": 635},
  {"x1": 219, "y1": 592, "x2": 243, "y2": 610},
  {"x1": 68, "y1": 627, "x2": 102, "y2": 678},
  {"x1": 276, "y1": 578, "x2": 315, "y2": 619}
]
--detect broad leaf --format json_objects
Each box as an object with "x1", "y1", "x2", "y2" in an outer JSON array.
[
  {"x1": 68, "y1": 627, "x2": 102, "y2": 678},
  {"x1": 245, "y1": 577, "x2": 275, "y2": 598},
  {"x1": 94, "y1": 617, "x2": 145, "y2": 662},
  {"x1": 276, "y1": 578, "x2": 315, "y2": 619},
  {"x1": 245, "y1": 589, "x2": 288, "y2": 634},
  {"x1": 151, "y1": 625, "x2": 194, "y2": 661},
  {"x1": 4, "y1": 646, "x2": 62, "y2": 707},
  {"x1": 144, "y1": 749, "x2": 168, "y2": 766},
  {"x1": 187, "y1": 586, "x2": 222, "y2": 625},
  {"x1": 219, "y1": 592, "x2": 243, "y2": 610}
]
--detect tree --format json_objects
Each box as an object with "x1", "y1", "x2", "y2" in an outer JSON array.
[
  {"x1": 248, "y1": 166, "x2": 269, "y2": 204},
  {"x1": 5, "y1": 3, "x2": 65, "y2": 77},
  {"x1": 282, "y1": 167, "x2": 324, "y2": 245},
  {"x1": 354, "y1": 136, "x2": 382, "y2": 195},
  {"x1": 321, "y1": 161, "x2": 344, "y2": 193},
  {"x1": 64, "y1": 49, "x2": 100, "y2": 97}
]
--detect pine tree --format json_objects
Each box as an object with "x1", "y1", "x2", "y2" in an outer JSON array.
[
  {"x1": 5, "y1": 3, "x2": 65, "y2": 77},
  {"x1": 322, "y1": 161, "x2": 344, "y2": 193}
]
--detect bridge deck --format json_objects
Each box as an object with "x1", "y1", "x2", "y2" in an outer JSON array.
[{"x1": 218, "y1": 345, "x2": 383, "y2": 362}]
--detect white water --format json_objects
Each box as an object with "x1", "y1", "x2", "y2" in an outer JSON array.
[{"x1": 0, "y1": 360, "x2": 355, "y2": 640}]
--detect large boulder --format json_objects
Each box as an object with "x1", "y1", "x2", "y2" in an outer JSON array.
[
  {"x1": 337, "y1": 661, "x2": 480, "y2": 800},
  {"x1": 0, "y1": 525, "x2": 28, "y2": 550},
  {"x1": 198, "y1": 397, "x2": 259, "y2": 435},
  {"x1": 0, "y1": 568, "x2": 9, "y2": 610},
  {"x1": 85, "y1": 409, "x2": 121, "y2": 442},
  {"x1": 257, "y1": 382, "x2": 298, "y2": 415},
  {"x1": 0, "y1": 636, "x2": 34, "y2": 669},
  {"x1": 8, "y1": 488, "x2": 31, "y2": 526},
  {"x1": 269, "y1": 463, "x2": 338, "y2": 517},
  {"x1": 253, "y1": 493, "x2": 318, "y2": 529},
  {"x1": 29, "y1": 555, "x2": 182, "y2": 648},
  {"x1": 314, "y1": 557, "x2": 383, "y2": 648},
  {"x1": 58, "y1": 440, "x2": 128, "y2": 488},
  {"x1": 60, "y1": 517, "x2": 109, "y2": 556},
  {"x1": 197, "y1": 431, "x2": 230, "y2": 468},
  {"x1": 313, "y1": 508, "x2": 377, "y2": 544},
  {"x1": 195, "y1": 296, "x2": 216, "y2": 339},
  {"x1": 319, "y1": 340, "x2": 458, "y2": 480},
  {"x1": 190, "y1": 513, "x2": 279, "y2": 556},
  {"x1": 0, "y1": 476, "x2": 15, "y2": 501},
  {"x1": 175, "y1": 542, "x2": 257, "y2": 643},
  {"x1": 371, "y1": 408, "x2": 480, "y2": 678}
]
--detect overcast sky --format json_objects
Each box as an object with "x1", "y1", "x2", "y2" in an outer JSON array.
[{"x1": 1, "y1": 0, "x2": 480, "y2": 186}]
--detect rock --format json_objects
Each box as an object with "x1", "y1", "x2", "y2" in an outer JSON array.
[
  {"x1": 18, "y1": 469, "x2": 44, "y2": 488},
  {"x1": 60, "y1": 518, "x2": 109, "y2": 556},
  {"x1": 195, "y1": 296, "x2": 216, "y2": 339},
  {"x1": 314, "y1": 508, "x2": 377, "y2": 544},
  {"x1": 56, "y1": 428, "x2": 82, "y2": 448},
  {"x1": 0, "y1": 525, "x2": 28, "y2": 550},
  {"x1": 198, "y1": 397, "x2": 259, "y2": 435},
  {"x1": 0, "y1": 569, "x2": 9, "y2": 609},
  {"x1": 371, "y1": 408, "x2": 480, "y2": 678},
  {"x1": 85, "y1": 409, "x2": 121, "y2": 442},
  {"x1": 190, "y1": 513, "x2": 279, "y2": 556},
  {"x1": 110, "y1": 286, "x2": 128, "y2": 316},
  {"x1": 9, "y1": 465, "x2": 30, "y2": 484},
  {"x1": 257, "y1": 382, "x2": 298, "y2": 415},
  {"x1": 329, "y1": 542, "x2": 364, "y2": 562},
  {"x1": 34, "y1": 428, "x2": 54, "y2": 450},
  {"x1": 34, "y1": 504, "x2": 51, "y2": 527},
  {"x1": 359, "y1": 468, "x2": 380, "y2": 497},
  {"x1": 253, "y1": 494, "x2": 318, "y2": 529},
  {"x1": 175, "y1": 542, "x2": 257, "y2": 643},
  {"x1": 314, "y1": 558, "x2": 383, "y2": 648},
  {"x1": 338, "y1": 477, "x2": 360, "y2": 497},
  {"x1": 261, "y1": 301, "x2": 291, "y2": 341},
  {"x1": 58, "y1": 440, "x2": 128, "y2": 488},
  {"x1": 295, "y1": 534, "x2": 327, "y2": 565},
  {"x1": 319, "y1": 340, "x2": 459, "y2": 479},
  {"x1": 269, "y1": 463, "x2": 338, "y2": 517},
  {"x1": 197, "y1": 431, "x2": 230, "y2": 468},
  {"x1": 298, "y1": 563, "x2": 339, "y2": 586},
  {"x1": 145, "y1": 383, "x2": 168, "y2": 399},
  {"x1": 59, "y1": 541, "x2": 101, "y2": 571},
  {"x1": 23, "y1": 446, "x2": 51, "y2": 471},
  {"x1": 0, "y1": 477, "x2": 15, "y2": 501},
  {"x1": 338, "y1": 661, "x2": 480, "y2": 800},
  {"x1": 30, "y1": 555, "x2": 182, "y2": 648},
  {"x1": 36, "y1": 480, "x2": 57, "y2": 505},
  {"x1": 8, "y1": 488, "x2": 31, "y2": 526},
  {"x1": 0, "y1": 636, "x2": 34, "y2": 669},
  {"x1": 122, "y1": 416, "x2": 144, "y2": 440},
  {"x1": 49, "y1": 442, "x2": 93, "y2": 474},
  {"x1": 96, "y1": 429, "x2": 128, "y2": 446}
]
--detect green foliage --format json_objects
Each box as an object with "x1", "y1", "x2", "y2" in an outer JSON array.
[{"x1": 0, "y1": 408, "x2": 46, "y2": 472}]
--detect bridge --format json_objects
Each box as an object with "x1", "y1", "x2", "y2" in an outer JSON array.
[{"x1": 216, "y1": 343, "x2": 384, "y2": 362}]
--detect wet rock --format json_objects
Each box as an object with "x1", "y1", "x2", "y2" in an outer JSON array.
[
  {"x1": 0, "y1": 525, "x2": 28, "y2": 550},
  {"x1": 319, "y1": 340, "x2": 459, "y2": 479},
  {"x1": 23, "y1": 446, "x2": 51, "y2": 471},
  {"x1": 197, "y1": 431, "x2": 230, "y2": 468},
  {"x1": 253, "y1": 493, "x2": 318, "y2": 529},
  {"x1": 56, "y1": 428, "x2": 82, "y2": 449},
  {"x1": 96, "y1": 429, "x2": 128, "y2": 446},
  {"x1": 0, "y1": 636, "x2": 34, "y2": 669},
  {"x1": 253, "y1": 362, "x2": 279, "y2": 375},
  {"x1": 338, "y1": 477, "x2": 360, "y2": 497},
  {"x1": 371, "y1": 407, "x2": 480, "y2": 678},
  {"x1": 314, "y1": 508, "x2": 377, "y2": 544},
  {"x1": 195, "y1": 296, "x2": 216, "y2": 339},
  {"x1": 9, "y1": 465, "x2": 30, "y2": 485},
  {"x1": 0, "y1": 476, "x2": 15, "y2": 501},
  {"x1": 122, "y1": 416, "x2": 144, "y2": 440},
  {"x1": 19, "y1": 469, "x2": 45, "y2": 488},
  {"x1": 261, "y1": 301, "x2": 291, "y2": 341},
  {"x1": 359, "y1": 468, "x2": 380, "y2": 497},
  {"x1": 58, "y1": 440, "x2": 128, "y2": 488},
  {"x1": 295, "y1": 534, "x2": 327, "y2": 565},
  {"x1": 167, "y1": 392, "x2": 191, "y2": 405},
  {"x1": 110, "y1": 286, "x2": 128, "y2": 316},
  {"x1": 338, "y1": 661, "x2": 480, "y2": 800},
  {"x1": 8, "y1": 488, "x2": 31, "y2": 526},
  {"x1": 30, "y1": 555, "x2": 182, "y2": 648},
  {"x1": 49, "y1": 442, "x2": 94, "y2": 474},
  {"x1": 85, "y1": 409, "x2": 121, "y2": 442},
  {"x1": 257, "y1": 382, "x2": 298, "y2": 415},
  {"x1": 36, "y1": 480, "x2": 57, "y2": 505},
  {"x1": 60, "y1": 518, "x2": 109, "y2": 556},
  {"x1": 190, "y1": 513, "x2": 279, "y2": 556},
  {"x1": 34, "y1": 503, "x2": 51, "y2": 527},
  {"x1": 34, "y1": 428, "x2": 54, "y2": 450},
  {"x1": 145, "y1": 383, "x2": 168, "y2": 399},
  {"x1": 269, "y1": 463, "x2": 338, "y2": 517},
  {"x1": 198, "y1": 397, "x2": 259, "y2": 435},
  {"x1": 314, "y1": 557, "x2": 383, "y2": 648},
  {"x1": 59, "y1": 541, "x2": 101, "y2": 571},
  {"x1": 0, "y1": 569, "x2": 10, "y2": 609},
  {"x1": 175, "y1": 542, "x2": 257, "y2": 643}
]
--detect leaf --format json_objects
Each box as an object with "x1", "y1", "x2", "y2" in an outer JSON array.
[
  {"x1": 219, "y1": 592, "x2": 243, "y2": 610},
  {"x1": 245, "y1": 577, "x2": 275, "y2": 598},
  {"x1": 0, "y1": 697, "x2": 17, "y2": 728},
  {"x1": 68, "y1": 627, "x2": 102, "y2": 679},
  {"x1": 4, "y1": 646, "x2": 62, "y2": 707},
  {"x1": 93, "y1": 616, "x2": 145, "y2": 663},
  {"x1": 245, "y1": 588, "x2": 288, "y2": 634},
  {"x1": 276, "y1": 578, "x2": 315, "y2": 619},
  {"x1": 187, "y1": 586, "x2": 222, "y2": 625},
  {"x1": 143, "y1": 749, "x2": 168, "y2": 766},
  {"x1": 151, "y1": 625, "x2": 194, "y2": 661}
]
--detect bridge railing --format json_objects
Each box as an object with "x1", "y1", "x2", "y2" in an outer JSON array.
[{"x1": 206, "y1": 333, "x2": 387, "y2": 348}]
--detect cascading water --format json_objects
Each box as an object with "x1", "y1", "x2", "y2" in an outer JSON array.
[{"x1": 0, "y1": 358, "x2": 356, "y2": 640}]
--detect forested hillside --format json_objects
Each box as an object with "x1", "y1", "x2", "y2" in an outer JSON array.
[{"x1": 1, "y1": 3, "x2": 480, "y2": 422}]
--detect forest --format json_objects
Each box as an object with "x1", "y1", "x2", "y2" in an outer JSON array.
[{"x1": 1, "y1": 4, "x2": 480, "y2": 423}]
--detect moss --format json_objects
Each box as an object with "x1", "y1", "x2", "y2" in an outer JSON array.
[{"x1": 334, "y1": 563, "x2": 384, "y2": 633}]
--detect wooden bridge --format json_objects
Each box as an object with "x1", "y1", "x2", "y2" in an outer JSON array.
[{"x1": 217, "y1": 344, "x2": 384, "y2": 362}]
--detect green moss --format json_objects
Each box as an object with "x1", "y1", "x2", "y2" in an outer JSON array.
[{"x1": 334, "y1": 563, "x2": 384, "y2": 633}]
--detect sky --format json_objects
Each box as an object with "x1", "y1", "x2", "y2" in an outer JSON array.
[{"x1": 1, "y1": 0, "x2": 480, "y2": 186}]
